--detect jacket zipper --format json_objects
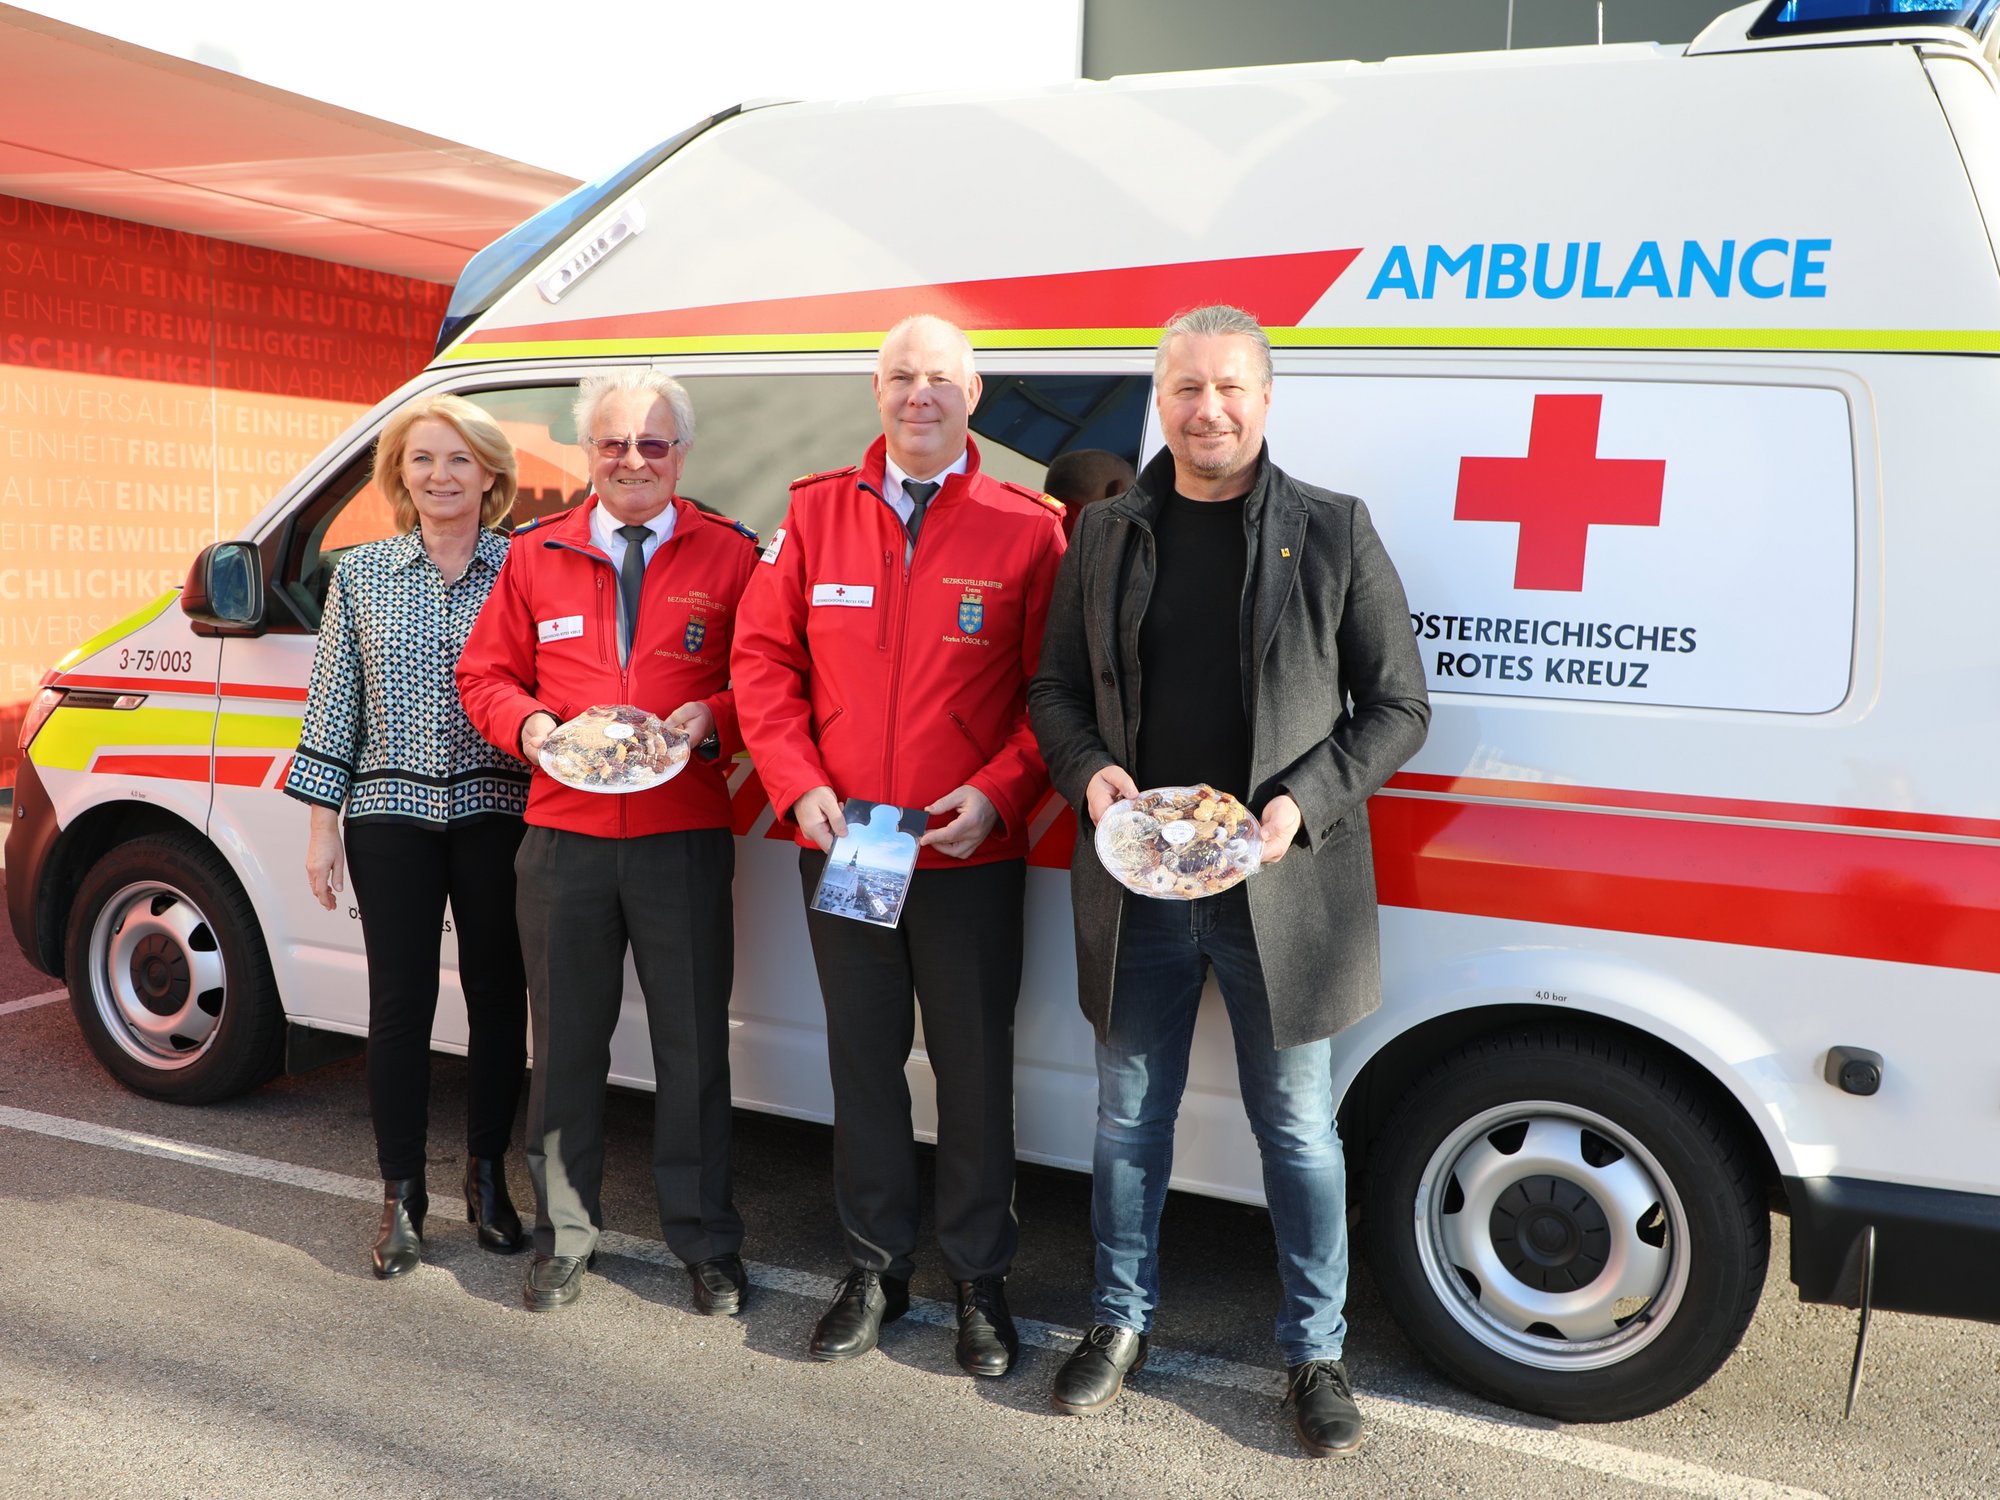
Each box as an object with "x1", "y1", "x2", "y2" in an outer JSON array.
[
  {"x1": 563, "y1": 541, "x2": 627, "y2": 835},
  {"x1": 595, "y1": 572, "x2": 612, "y2": 666},
  {"x1": 881, "y1": 540, "x2": 908, "y2": 791},
  {"x1": 864, "y1": 476, "x2": 924, "y2": 794},
  {"x1": 877, "y1": 547, "x2": 893, "y2": 653}
]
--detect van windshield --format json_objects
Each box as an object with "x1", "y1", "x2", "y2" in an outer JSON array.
[
  {"x1": 1750, "y1": 0, "x2": 2000, "y2": 37},
  {"x1": 432, "y1": 107, "x2": 742, "y2": 355}
]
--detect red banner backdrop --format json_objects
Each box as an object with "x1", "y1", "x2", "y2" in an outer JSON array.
[{"x1": 0, "y1": 193, "x2": 454, "y2": 789}]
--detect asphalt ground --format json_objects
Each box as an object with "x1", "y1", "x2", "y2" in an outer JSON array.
[{"x1": 2, "y1": 876, "x2": 1996, "y2": 1500}]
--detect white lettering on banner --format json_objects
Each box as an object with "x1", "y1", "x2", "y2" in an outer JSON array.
[
  {"x1": 1241, "y1": 377, "x2": 1856, "y2": 713},
  {"x1": 812, "y1": 583, "x2": 874, "y2": 608}
]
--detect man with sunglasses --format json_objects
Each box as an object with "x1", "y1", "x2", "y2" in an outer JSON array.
[
  {"x1": 459, "y1": 370, "x2": 760, "y2": 1315},
  {"x1": 733, "y1": 315, "x2": 1067, "y2": 1377}
]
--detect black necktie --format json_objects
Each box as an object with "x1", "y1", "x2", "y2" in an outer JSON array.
[
  {"x1": 617, "y1": 524, "x2": 651, "y2": 665},
  {"x1": 903, "y1": 480, "x2": 940, "y2": 548}
]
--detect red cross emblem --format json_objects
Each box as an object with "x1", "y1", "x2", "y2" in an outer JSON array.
[
  {"x1": 1454, "y1": 394, "x2": 1666, "y2": 592},
  {"x1": 835, "y1": 586, "x2": 847, "y2": 596}
]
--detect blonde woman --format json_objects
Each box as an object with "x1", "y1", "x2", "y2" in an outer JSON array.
[{"x1": 285, "y1": 393, "x2": 532, "y2": 1277}]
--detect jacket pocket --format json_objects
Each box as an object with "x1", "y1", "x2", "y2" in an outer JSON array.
[{"x1": 946, "y1": 709, "x2": 988, "y2": 761}]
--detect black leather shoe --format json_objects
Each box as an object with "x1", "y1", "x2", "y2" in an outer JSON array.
[
  {"x1": 463, "y1": 1157, "x2": 526, "y2": 1253},
  {"x1": 687, "y1": 1253, "x2": 748, "y2": 1316},
  {"x1": 370, "y1": 1177, "x2": 427, "y2": 1280},
  {"x1": 1287, "y1": 1359, "x2": 1365, "y2": 1458},
  {"x1": 522, "y1": 1250, "x2": 595, "y2": 1311},
  {"x1": 809, "y1": 1267, "x2": 909, "y2": 1361},
  {"x1": 954, "y1": 1275, "x2": 1019, "y2": 1377},
  {"x1": 1051, "y1": 1323, "x2": 1147, "y2": 1413}
]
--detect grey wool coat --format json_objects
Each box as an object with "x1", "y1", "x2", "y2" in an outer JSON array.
[{"x1": 1027, "y1": 446, "x2": 1431, "y2": 1050}]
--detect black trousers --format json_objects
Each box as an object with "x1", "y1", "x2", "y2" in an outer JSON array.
[
  {"x1": 516, "y1": 825, "x2": 740, "y2": 1263},
  {"x1": 799, "y1": 849, "x2": 1025, "y2": 1282},
  {"x1": 344, "y1": 815, "x2": 528, "y2": 1182}
]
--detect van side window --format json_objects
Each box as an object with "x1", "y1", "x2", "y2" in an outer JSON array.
[
  {"x1": 976, "y1": 374, "x2": 1148, "y2": 467},
  {"x1": 272, "y1": 371, "x2": 1142, "y2": 633},
  {"x1": 672, "y1": 371, "x2": 1146, "y2": 538},
  {"x1": 275, "y1": 384, "x2": 590, "y2": 631}
]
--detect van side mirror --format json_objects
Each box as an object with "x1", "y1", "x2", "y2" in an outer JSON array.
[{"x1": 182, "y1": 541, "x2": 266, "y2": 634}]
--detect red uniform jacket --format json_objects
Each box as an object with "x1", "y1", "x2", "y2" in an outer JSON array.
[
  {"x1": 457, "y1": 495, "x2": 758, "y2": 838},
  {"x1": 732, "y1": 437, "x2": 1066, "y2": 869}
]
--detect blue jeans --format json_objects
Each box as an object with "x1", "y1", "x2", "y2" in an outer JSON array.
[{"x1": 1091, "y1": 885, "x2": 1350, "y2": 1366}]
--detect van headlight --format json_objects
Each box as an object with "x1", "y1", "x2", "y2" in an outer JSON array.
[{"x1": 17, "y1": 684, "x2": 64, "y2": 752}]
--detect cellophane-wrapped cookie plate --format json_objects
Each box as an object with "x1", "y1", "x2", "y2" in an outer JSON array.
[
  {"x1": 1094, "y1": 784, "x2": 1263, "y2": 899},
  {"x1": 538, "y1": 704, "x2": 690, "y2": 793}
]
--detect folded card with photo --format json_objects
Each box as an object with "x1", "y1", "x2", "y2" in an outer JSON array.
[{"x1": 809, "y1": 799, "x2": 926, "y2": 928}]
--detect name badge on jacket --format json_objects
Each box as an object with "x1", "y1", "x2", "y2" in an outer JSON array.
[
  {"x1": 537, "y1": 615, "x2": 584, "y2": 643},
  {"x1": 811, "y1": 583, "x2": 874, "y2": 608}
]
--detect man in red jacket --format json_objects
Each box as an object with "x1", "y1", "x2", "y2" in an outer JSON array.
[
  {"x1": 733, "y1": 315, "x2": 1066, "y2": 1376},
  {"x1": 458, "y1": 370, "x2": 759, "y2": 1315}
]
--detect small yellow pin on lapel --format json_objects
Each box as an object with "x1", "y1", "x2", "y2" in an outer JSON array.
[{"x1": 1281, "y1": 547, "x2": 1292, "y2": 557}]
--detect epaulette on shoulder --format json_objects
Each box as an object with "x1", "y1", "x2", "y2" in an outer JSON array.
[
  {"x1": 791, "y1": 465, "x2": 859, "y2": 490},
  {"x1": 999, "y1": 479, "x2": 1065, "y2": 515},
  {"x1": 509, "y1": 506, "x2": 572, "y2": 536},
  {"x1": 694, "y1": 508, "x2": 759, "y2": 546}
]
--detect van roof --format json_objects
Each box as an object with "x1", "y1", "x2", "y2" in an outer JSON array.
[{"x1": 442, "y1": 17, "x2": 2000, "y2": 365}]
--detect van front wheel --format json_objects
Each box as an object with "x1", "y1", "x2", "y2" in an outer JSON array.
[
  {"x1": 1364, "y1": 1030, "x2": 1768, "y2": 1421},
  {"x1": 64, "y1": 833, "x2": 284, "y2": 1104}
]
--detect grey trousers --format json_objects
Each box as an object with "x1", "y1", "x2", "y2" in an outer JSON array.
[{"x1": 516, "y1": 824, "x2": 740, "y2": 1263}]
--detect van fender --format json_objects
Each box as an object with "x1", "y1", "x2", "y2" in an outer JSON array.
[
  {"x1": 8, "y1": 761, "x2": 209, "y2": 972},
  {"x1": 1339, "y1": 923, "x2": 1805, "y2": 1180}
]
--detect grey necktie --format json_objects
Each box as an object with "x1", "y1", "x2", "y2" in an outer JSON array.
[
  {"x1": 903, "y1": 479, "x2": 940, "y2": 548},
  {"x1": 617, "y1": 524, "x2": 651, "y2": 665}
]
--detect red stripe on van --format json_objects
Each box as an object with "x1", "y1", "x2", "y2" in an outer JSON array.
[
  {"x1": 1029, "y1": 801, "x2": 1080, "y2": 868},
  {"x1": 220, "y1": 682, "x2": 311, "y2": 703},
  {"x1": 214, "y1": 756, "x2": 276, "y2": 787},
  {"x1": 59, "y1": 673, "x2": 211, "y2": 697},
  {"x1": 58, "y1": 673, "x2": 308, "y2": 704},
  {"x1": 1024, "y1": 781, "x2": 1995, "y2": 971},
  {"x1": 1369, "y1": 795, "x2": 2000, "y2": 974},
  {"x1": 91, "y1": 753, "x2": 209, "y2": 783},
  {"x1": 730, "y1": 766, "x2": 771, "y2": 837},
  {"x1": 463, "y1": 251, "x2": 1362, "y2": 346},
  {"x1": 1385, "y1": 772, "x2": 2000, "y2": 842}
]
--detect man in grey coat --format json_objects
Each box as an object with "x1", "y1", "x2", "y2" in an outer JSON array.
[{"x1": 1027, "y1": 304, "x2": 1430, "y2": 1458}]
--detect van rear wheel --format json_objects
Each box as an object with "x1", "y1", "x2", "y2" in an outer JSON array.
[
  {"x1": 65, "y1": 832, "x2": 283, "y2": 1104},
  {"x1": 1364, "y1": 1029, "x2": 1768, "y2": 1421}
]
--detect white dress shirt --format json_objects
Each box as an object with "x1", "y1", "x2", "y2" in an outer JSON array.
[
  {"x1": 590, "y1": 494, "x2": 677, "y2": 569},
  {"x1": 590, "y1": 497, "x2": 677, "y2": 663},
  {"x1": 882, "y1": 451, "x2": 967, "y2": 561},
  {"x1": 882, "y1": 450, "x2": 969, "y2": 529}
]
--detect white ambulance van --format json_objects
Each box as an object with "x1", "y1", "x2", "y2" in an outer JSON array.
[{"x1": 9, "y1": 0, "x2": 1999, "y2": 1421}]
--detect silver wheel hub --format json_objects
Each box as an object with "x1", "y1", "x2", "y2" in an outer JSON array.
[
  {"x1": 86, "y1": 880, "x2": 227, "y2": 1069},
  {"x1": 1412, "y1": 1101, "x2": 1689, "y2": 1371}
]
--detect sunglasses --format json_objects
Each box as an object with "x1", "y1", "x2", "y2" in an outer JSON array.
[{"x1": 589, "y1": 436, "x2": 682, "y2": 460}]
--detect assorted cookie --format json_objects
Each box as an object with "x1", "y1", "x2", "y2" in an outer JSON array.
[
  {"x1": 539, "y1": 703, "x2": 690, "y2": 793},
  {"x1": 1094, "y1": 783, "x2": 1263, "y2": 899}
]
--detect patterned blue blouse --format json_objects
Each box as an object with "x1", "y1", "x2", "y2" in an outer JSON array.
[{"x1": 284, "y1": 527, "x2": 529, "y2": 825}]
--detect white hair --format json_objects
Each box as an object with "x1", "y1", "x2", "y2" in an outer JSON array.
[{"x1": 573, "y1": 369, "x2": 696, "y2": 454}]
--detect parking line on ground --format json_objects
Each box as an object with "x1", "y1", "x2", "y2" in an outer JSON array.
[
  {"x1": 0, "y1": 1102, "x2": 1826, "y2": 1500},
  {"x1": 0, "y1": 989, "x2": 66, "y2": 1017}
]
